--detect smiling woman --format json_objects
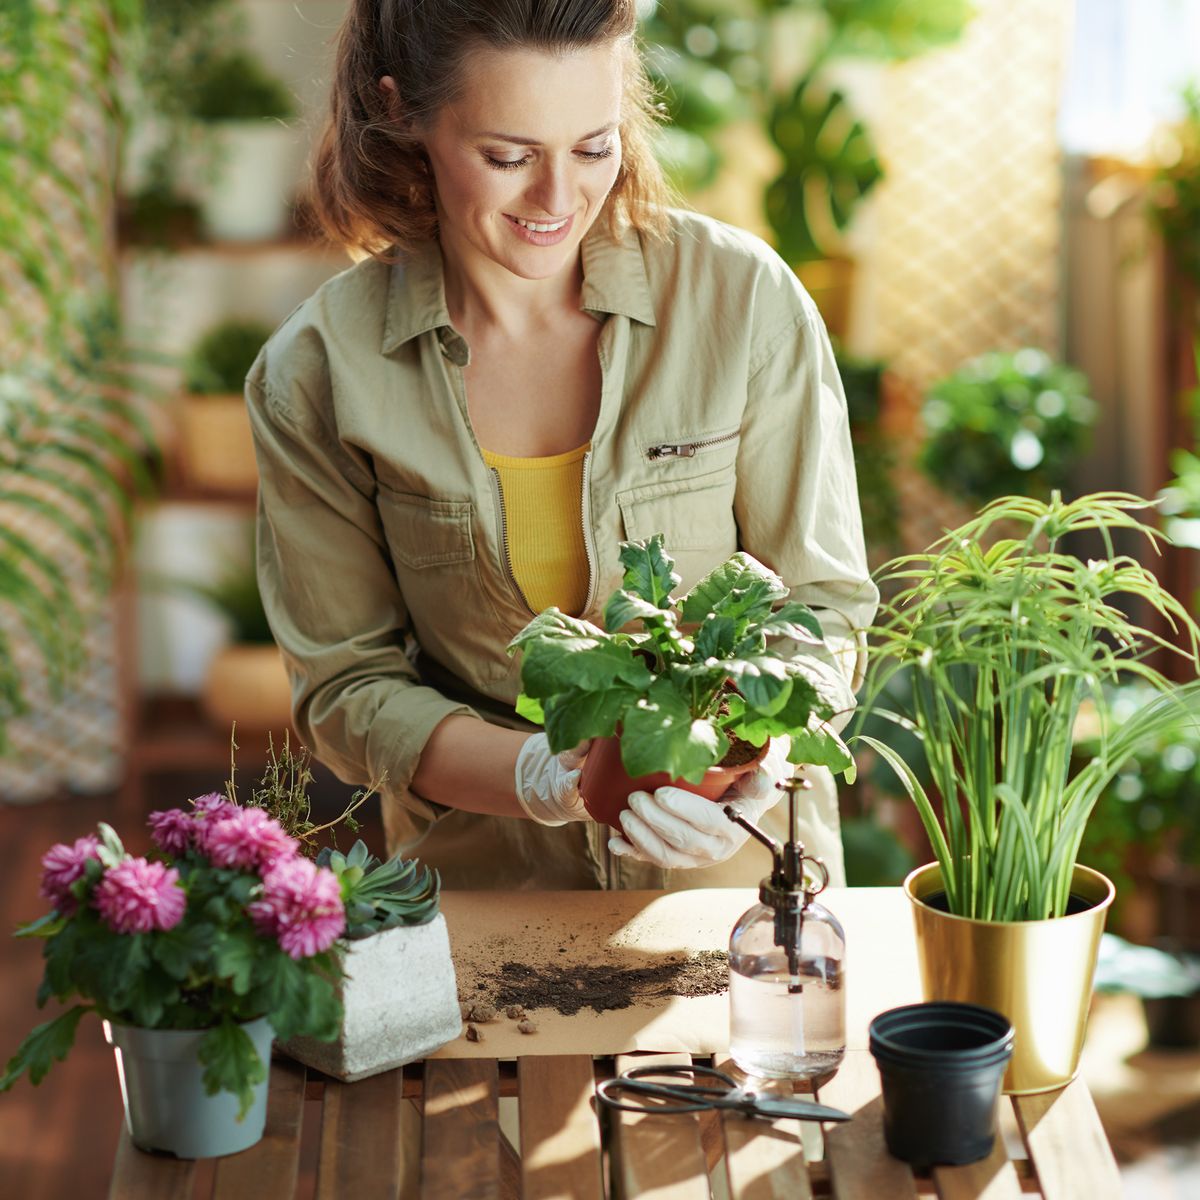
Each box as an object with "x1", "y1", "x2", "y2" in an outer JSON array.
[{"x1": 249, "y1": 0, "x2": 878, "y2": 892}]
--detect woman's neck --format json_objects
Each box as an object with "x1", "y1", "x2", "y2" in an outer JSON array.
[{"x1": 439, "y1": 233, "x2": 584, "y2": 338}]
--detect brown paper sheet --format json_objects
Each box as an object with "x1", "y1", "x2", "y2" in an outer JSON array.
[{"x1": 431, "y1": 887, "x2": 920, "y2": 1061}]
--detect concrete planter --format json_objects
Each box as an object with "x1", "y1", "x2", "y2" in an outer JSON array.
[{"x1": 281, "y1": 915, "x2": 461, "y2": 1082}]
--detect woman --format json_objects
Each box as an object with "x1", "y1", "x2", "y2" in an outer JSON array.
[{"x1": 247, "y1": 0, "x2": 877, "y2": 890}]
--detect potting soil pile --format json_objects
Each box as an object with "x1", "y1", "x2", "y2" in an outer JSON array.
[{"x1": 433, "y1": 888, "x2": 752, "y2": 1059}]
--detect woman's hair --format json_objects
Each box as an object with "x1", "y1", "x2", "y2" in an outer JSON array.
[{"x1": 306, "y1": 0, "x2": 673, "y2": 261}]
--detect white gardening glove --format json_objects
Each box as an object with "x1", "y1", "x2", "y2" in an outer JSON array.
[
  {"x1": 513, "y1": 734, "x2": 592, "y2": 825},
  {"x1": 609, "y1": 737, "x2": 796, "y2": 869}
]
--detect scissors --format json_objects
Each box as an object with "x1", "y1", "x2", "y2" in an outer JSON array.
[{"x1": 596, "y1": 1063, "x2": 851, "y2": 1123}]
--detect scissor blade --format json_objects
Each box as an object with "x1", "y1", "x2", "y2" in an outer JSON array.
[{"x1": 746, "y1": 1097, "x2": 852, "y2": 1123}]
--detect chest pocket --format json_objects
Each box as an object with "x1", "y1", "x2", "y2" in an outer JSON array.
[
  {"x1": 375, "y1": 487, "x2": 475, "y2": 569},
  {"x1": 616, "y1": 466, "x2": 738, "y2": 592}
]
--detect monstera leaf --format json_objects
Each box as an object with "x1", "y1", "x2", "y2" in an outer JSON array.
[{"x1": 765, "y1": 75, "x2": 883, "y2": 263}]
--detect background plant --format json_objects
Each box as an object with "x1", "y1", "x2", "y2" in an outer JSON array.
[
  {"x1": 918, "y1": 348, "x2": 1096, "y2": 505},
  {"x1": 509, "y1": 533, "x2": 854, "y2": 783},
  {"x1": 640, "y1": 0, "x2": 972, "y2": 261},
  {"x1": 0, "y1": 0, "x2": 165, "y2": 756},
  {"x1": 856, "y1": 492, "x2": 1200, "y2": 922},
  {"x1": 1148, "y1": 81, "x2": 1200, "y2": 300},
  {"x1": 184, "y1": 319, "x2": 274, "y2": 395},
  {"x1": 316, "y1": 842, "x2": 440, "y2": 940}
]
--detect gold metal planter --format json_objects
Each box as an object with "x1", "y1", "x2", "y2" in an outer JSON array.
[{"x1": 903, "y1": 863, "x2": 1115, "y2": 1094}]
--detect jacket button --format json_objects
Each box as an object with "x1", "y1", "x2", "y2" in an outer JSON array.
[{"x1": 438, "y1": 332, "x2": 469, "y2": 367}]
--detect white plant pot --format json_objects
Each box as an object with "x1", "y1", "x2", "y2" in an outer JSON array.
[
  {"x1": 198, "y1": 121, "x2": 299, "y2": 243},
  {"x1": 281, "y1": 917, "x2": 462, "y2": 1082}
]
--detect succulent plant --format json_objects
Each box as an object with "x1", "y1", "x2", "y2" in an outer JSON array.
[{"x1": 316, "y1": 840, "x2": 440, "y2": 940}]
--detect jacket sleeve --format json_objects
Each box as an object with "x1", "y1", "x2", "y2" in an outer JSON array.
[
  {"x1": 245, "y1": 353, "x2": 481, "y2": 839},
  {"x1": 733, "y1": 303, "x2": 880, "y2": 730}
]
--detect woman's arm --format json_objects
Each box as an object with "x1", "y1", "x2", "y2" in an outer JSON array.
[{"x1": 410, "y1": 715, "x2": 527, "y2": 817}]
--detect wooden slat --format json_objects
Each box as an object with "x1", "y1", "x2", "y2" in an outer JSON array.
[
  {"x1": 713, "y1": 1056, "x2": 811, "y2": 1200},
  {"x1": 212, "y1": 1058, "x2": 306, "y2": 1199},
  {"x1": 315, "y1": 1067, "x2": 406, "y2": 1200},
  {"x1": 932, "y1": 1133, "x2": 1023, "y2": 1200},
  {"x1": 421, "y1": 1058, "x2": 501, "y2": 1200},
  {"x1": 1014, "y1": 1079, "x2": 1123, "y2": 1199},
  {"x1": 517, "y1": 1055, "x2": 604, "y2": 1200},
  {"x1": 608, "y1": 1053, "x2": 710, "y2": 1200},
  {"x1": 818, "y1": 1049, "x2": 919, "y2": 1200},
  {"x1": 108, "y1": 1131, "x2": 195, "y2": 1200}
]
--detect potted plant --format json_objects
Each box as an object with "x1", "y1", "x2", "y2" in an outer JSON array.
[
  {"x1": 238, "y1": 738, "x2": 461, "y2": 1080},
  {"x1": 184, "y1": 49, "x2": 299, "y2": 242},
  {"x1": 918, "y1": 348, "x2": 1097, "y2": 505},
  {"x1": 0, "y1": 798, "x2": 344, "y2": 1158},
  {"x1": 178, "y1": 318, "x2": 273, "y2": 494},
  {"x1": 855, "y1": 491, "x2": 1200, "y2": 1093},
  {"x1": 164, "y1": 531, "x2": 292, "y2": 733},
  {"x1": 507, "y1": 534, "x2": 855, "y2": 827},
  {"x1": 1093, "y1": 933, "x2": 1200, "y2": 1051}
]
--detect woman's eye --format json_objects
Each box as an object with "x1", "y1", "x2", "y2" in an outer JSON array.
[
  {"x1": 484, "y1": 155, "x2": 530, "y2": 171},
  {"x1": 577, "y1": 146, "x2": 614, "y2": 162}
]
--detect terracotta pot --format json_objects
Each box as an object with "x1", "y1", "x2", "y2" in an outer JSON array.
[
  {"x1": 201, "y1": 643, "x2": 293, "y2": 733},
  {"x1": 579, "y1": 735, "x2": 767, "y2": 829},
  {"x1": 178, "y1": 394, "x2": 258, "y2": 494}
]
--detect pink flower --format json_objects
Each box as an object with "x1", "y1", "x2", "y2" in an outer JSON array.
[
  {"x1": 191, "y1": 792, "x2": 239, "y2": 821},
  {"x1": 148, "y1": 809, "x2": 196, "y2": 857},
  {"x1": 94, "y1": 858, "x2": 186, "y2": 934},
  {"x1": 248, "y1": 857, "x2": 345, "y2": 960},
  {"x1": 204, "y1": 808, "x2": 298, "y2": 872},
  {"x1": 39, "y1": 836, "x2": 101, "y2": 910}
]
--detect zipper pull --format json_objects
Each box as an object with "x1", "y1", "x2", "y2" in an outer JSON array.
[{"x1": 648, "y1": 442, "x2": 697, "y2": 460}]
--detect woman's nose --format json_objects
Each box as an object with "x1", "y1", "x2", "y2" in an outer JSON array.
[{"x1": 525, "y1": 159, "x2": 573, "y2": 217}]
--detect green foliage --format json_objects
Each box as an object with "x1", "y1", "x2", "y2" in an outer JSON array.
[
  {"x1": 919, "y1": 348, "x2": 1096, "y2": 504},
  {"x1": 316, "y1": 841, "x2": 441, "y2": 939},
  {"x1": 185, "y1": 50, "x2": 295, "y2": 122},
  {"x1": 837, "y1": 348, "x2": 900, "y2": 554},
  {"x1": 1148, "y1": 82, "x2": 1200, "y2": 293},
  {"x1": 508, "y1": 534, "x2": 852, "y2": 784},
  {"x1": 841, "y1": 816, "x2": 915, "y2": 887},
  {"x1": 0, "y1": 0, "x2": 164, "y2": 754},
  {"x1": 641, "y1": 0, "x2": 972, "y2": 260},
  {"x1": 184, "y1": 320, "x2": 274, "y2": 395},
  {"x1": 856, "y1": 491, "x2": 1200, "y2": 922}
]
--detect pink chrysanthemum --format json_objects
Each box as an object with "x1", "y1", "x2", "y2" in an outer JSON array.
[
  {"x1": 191, "y1": 792, "x2": 239, "y2": 821},
  {"x1": 204, "y1": 808, "x2": 298, "y2": 872},
  {"x1": 39, "y1": 836, "x2": 102, "y2": 910},
  {"x1": 94, "y1": 857, "x2": 186, "y2": 934},
  {"x1": 148, "y1": 808, "x2": 196, "y2": 857},
  {"x1": 248, "y1": 857, "x2": 345, "y2": 960}
]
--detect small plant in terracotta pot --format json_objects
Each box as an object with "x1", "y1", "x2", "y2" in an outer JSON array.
[{"x1": 507, "y1": 534, "x2": 854, "y2": 827}]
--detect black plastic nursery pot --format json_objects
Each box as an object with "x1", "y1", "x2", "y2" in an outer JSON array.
[{"x1": 869, "y1": 1001, "x2": 1015, "y2": 1169}]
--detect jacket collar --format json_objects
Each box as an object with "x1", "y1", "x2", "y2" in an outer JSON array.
[{"x1": 381, "y1": 218, "x2": 656, "y2": 354}]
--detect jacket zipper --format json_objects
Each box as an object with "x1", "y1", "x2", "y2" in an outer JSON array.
[
  {"x1": 489, "y1": 467, "x2": 536, "y2": 615},
  {"x1": 646, "y1": 429, "x2": 740, "y2": 460},
  {"x1": 580, "y1": 449, "x2": 597, "y2": 613}
]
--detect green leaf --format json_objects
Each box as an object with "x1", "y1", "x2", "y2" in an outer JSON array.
[
  {"x1": 730, "y1": 674, "x2": 824, "y2": 743},
  {"x1": 680, "y1": 554, "x2": 787, "y2": 625},
  {"x1": 198, "y1": 1019, "x2": 267, "y2": 1121},
  {"x1": 16, "y1": 911, "x2": 66, "y2": 938},
  {"x1": 694, "y1": 616, "x2": 738, "y2": 660},
  {"x1": 756, "y1": 602, "x2": 825, "y2": 645},
  {"x1": 617, "y1": 534, "x2": 680, "y2": 609},
  {"x1": 250, "y1": 951, "x2": 341, "y2": 1041},
  {"x1": 603, "y1": 589, "x2": 673, "y2": 633},
  {"x1": 788, "y1": 725, "x2": 855, "y2": 776},
  {"x1": 0, "y1": 1005, "x2": 91, "y2": 1090},
  {"x1": 515, "y1": 692, "x2": 545, "y2": 724},
  {"x1": 95, "y1": 821, "x2": 124, "y2": 868},
  {"x1": 543, "y1": 685, "x2": 642, "y2": 751},
  {"x1": 214, "y1": 930, "x2": 259, "y2": 996},
  {"x1": 520, "y1": 638, "x2": 653, "y2": 699},
  {"x1": 507, "y1": 608, "x2": 609, "y2": 655},
  {"x1": 153, "y1": 923, "x2": 216, "y2": 982},
  {"x1": 620, "y1": 678, "x2": 725, "y2": 783},
  {"x1": 723, "y1": 656, "x2": 793, "y2": 716}
]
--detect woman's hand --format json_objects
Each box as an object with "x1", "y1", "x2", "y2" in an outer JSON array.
[
  {"x1": 513, "y1": 734, "x2": 592, "y2": 825},
  {"x1": 609, "y1": 737, "x2": 795, "y2": 869}
]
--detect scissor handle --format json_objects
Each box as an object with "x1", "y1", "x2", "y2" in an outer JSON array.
[{"x1": 596, "y1": 1064, "x2": 740, "y2": 1115}]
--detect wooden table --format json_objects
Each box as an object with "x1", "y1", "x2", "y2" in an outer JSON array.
[{"x1": 108, "y1": 888, "x2": 1125, "y2": 1199}]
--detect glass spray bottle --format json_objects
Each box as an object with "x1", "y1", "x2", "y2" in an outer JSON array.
[{"x1": 726, "y1": 776, "x2": 846, "y2": 1079}]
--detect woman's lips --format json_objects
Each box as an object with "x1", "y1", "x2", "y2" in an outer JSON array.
[{"x1": 504, "y1": 212, "x2": 574, "y2": 246}]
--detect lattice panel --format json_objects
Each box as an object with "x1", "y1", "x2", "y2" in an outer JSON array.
[{"x1": 868, "y1": 0, "x2": 1073, "y2": 556}]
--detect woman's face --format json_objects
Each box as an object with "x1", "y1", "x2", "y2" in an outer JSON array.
[{"x1": 417, "y1": 42, "x2": 625, "y2": 285}]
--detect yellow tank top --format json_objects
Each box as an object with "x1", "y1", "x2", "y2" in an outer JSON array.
[{"x1": 480, "y1": 442, "x2": 591, "y2": 616}]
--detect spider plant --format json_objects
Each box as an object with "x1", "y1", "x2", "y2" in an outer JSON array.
[
  {"x1": 856, "y1": 491, "x2": 1200, "y2": 922},
  {"x1": 0, "y1": 0, "x2": 163, "y2": 753}
]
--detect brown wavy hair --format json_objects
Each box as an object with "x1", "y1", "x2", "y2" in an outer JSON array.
[{"x1": 306, "y1": 0, "x2": 673, "y2": 261}]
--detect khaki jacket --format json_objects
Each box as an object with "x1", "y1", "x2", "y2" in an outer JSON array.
[{"x1": 246, "y1": 209, "x2": 879, "y2": 891}]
